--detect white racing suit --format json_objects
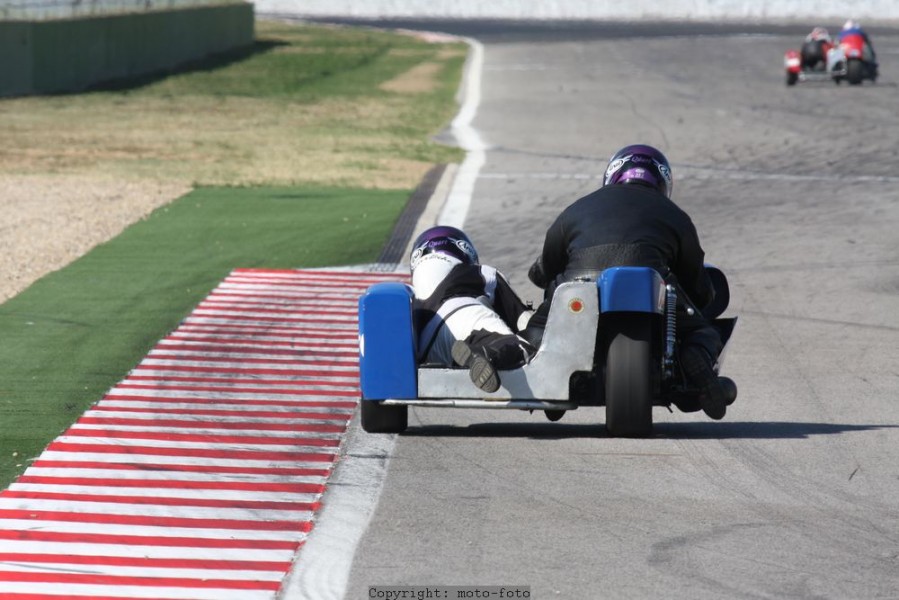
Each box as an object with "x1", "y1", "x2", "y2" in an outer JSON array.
[{"x1": 412, "y1": 254, "x2": 534, "y2": 369}]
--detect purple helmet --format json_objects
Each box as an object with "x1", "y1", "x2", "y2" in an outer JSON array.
[
  {"x1": 603, "y1": 144, "x2": 673, "y2": 198},
  {"x1": 410, "y1": 226, "x2": 479, "y2": 272}
]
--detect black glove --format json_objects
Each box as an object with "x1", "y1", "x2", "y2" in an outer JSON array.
[{"x1": 528, "y1": 257, "x2": 548, "y2": 289}]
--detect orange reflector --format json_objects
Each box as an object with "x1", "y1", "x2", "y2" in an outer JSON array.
[{"x1": 568, "y1": 298, "x2": 584, "y2": 313}]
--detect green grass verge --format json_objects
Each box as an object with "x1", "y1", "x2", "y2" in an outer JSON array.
[
  {"x1": 0, "y1": 185, "x2": 407, "y2": 488},
  {"x1": 2, "y1": 20, "x2": 467, "y2": 188},
  {"x1": 0, "y1": 20, "x2": 466, "y2": 488}
]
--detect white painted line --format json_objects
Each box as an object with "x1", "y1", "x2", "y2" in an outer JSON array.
[
  {"x1": 9, "y1": 484, "x2": 320, "y2": 502},
  {"x1": 121, "y1": 370, "x2": 360, "y2": 383},
  {"x1": 112, "y1": 382, "x2": 358, "y2": 394},
  {"x1": 438, "y1": 37, "x2": 486, "y2": 229},
  {"x1": 80, "y1": 409, "x2": 350, "y2": 424},
  {"x1": 0, "y1": 540, "x2": 295, "y2": 561},
  {"x1": 132, "y1": 356, "x2": 359, "y2": 375},
  {"x1": 109, "y1": 382, "x2": 356, "y2": 402},
  {"x1": 21, "y1": 468, "x2": 328, "y2": 483},
  {"x1": 34, "y1": 450, "x2": 336, "y2": 468},
  {"x1": 101, "y1": 393, "x2": 355, "y2": 406},
  {"x1": 64, "y1": 426, "x2": 344, "y2": 442},
  {"x1": 478, "y1": 169, "x2": 899, "y2": 184},
  {"x1": 52, "y1": 436, "x2": 341, "y2": 453},
  {"x1": 0, "y1": 498, "x2": 315, "y2": 522},
  {"x1": 93, "y1": 401, "x2": 355, "y2": 414},
  {"x1": 479, "y1": 172, "x2": 600, "y2": 180},
  {"x1": 0, "y1": 520, "x2": 309, "y2": 541},
  {"x1": 190, "y1": 310, "x2": 357, "y2": 321},
  {"x1": 183, "y1": 317, "x2": 358, "y2": 330},
  {"x1": 157, "y1": 339, "x2": 358, "y2": 349},
  {"x1": 681, "y1": 166, "x2": 899, "y2": 183},
  {"x1": 0, "y1": 562, "x2": 287, "y2": 580},
  {"x1": 146, "y1": 349, "x2": 357, "y2": 361},
  {"x1": 174, "y1": 324, "x2": 356, "y2": 336},
  {"x1": 0, "y1": 561, "x2": 283, "y2": 580}
]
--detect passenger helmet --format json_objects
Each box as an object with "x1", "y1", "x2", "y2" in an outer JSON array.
[
  {"x1": 409, "y1": 226, "x2": 479, "y2": 273},
  {"x1": 810, "y1": 27, "x2": 831, "y2": 41},
  {"x1": 603, "y1": 144, "x2": 674, "y2": 198}
]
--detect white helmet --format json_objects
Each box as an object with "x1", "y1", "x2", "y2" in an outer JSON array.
[
  {"x1": 843, "y1": 19, "x2": 860, "y2": 30},
  {"x1": 809, "y1": 27, "x2": 831, "y2": 41},
  {"x1": 409, "y1": 226, "x2": 478, "y2": 299}
]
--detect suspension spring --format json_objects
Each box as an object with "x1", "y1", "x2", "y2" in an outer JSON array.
[{"x1": 664, "y1": 284, "x2": 677, "y2": 379}]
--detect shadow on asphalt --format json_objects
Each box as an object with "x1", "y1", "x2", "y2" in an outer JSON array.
[
  {"x1": 399, "y1": 420, "x2": 898, "y2": 440},
  {"x1": 655, "y1": 421, "x2": 899, "y2": 439}
]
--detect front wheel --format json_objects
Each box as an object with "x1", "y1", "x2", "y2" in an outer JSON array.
[
  {"x1": 786, "y1": 71, "x2": 798, "y2": 86},
  {"x1": 604, "y1": 315, "x2": 654, "y2": 437},
  {"x1": 360, "y1": 399, "x2": 408, "y2": 433}
]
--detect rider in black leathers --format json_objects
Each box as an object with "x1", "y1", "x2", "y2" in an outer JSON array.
[{"x1": 524, "y1": 144, "x2": 734, "y2": 420}]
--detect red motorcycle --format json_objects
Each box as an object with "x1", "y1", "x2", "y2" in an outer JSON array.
[{"x1": 830, "y1": 32, "x2": 878, "y2": 85}]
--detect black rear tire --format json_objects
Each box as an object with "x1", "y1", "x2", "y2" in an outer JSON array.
[
  {"x1": 360, "y1": 400, "x2": 408, "y2": 433},
  {"x1": 786, "y1": 71, "x2": 798, "y2": 86},
  {"x1": 604, "y1": 315, "x2": 654, "y2": 437},
  {"x1": 847, "y1": 59, "x2": 864, "y2": 85}
]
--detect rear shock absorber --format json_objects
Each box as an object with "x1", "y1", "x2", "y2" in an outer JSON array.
[{"x1": 663, "y1": 284, "x2": 677, "y2": 380}]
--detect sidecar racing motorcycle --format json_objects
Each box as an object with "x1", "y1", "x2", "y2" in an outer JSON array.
[
  {"x1": 785, "y1": 29, "x2": 878, "y2": 86},
  {"x1": 784, "y1": 34, "x2": 834, "y2": 85},
  {"x1": 358, "y1": 265, "x2": 737, "y2": 437}
]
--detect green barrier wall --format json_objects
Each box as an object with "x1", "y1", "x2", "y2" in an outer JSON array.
[{"x1": 0, "y1": 3, "x2": 253, "y2": 97}]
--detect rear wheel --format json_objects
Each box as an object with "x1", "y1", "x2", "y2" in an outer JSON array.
[
  {"x1": 604, "y1": 315, "x2": 654, "y2": 437},
  {"x1": 847, "y1": 59, "x2": 864, "y2": 84},
  {"x1": 360, "y1": 399, "x2": 408, "y2": 433},
  {"x1": 786, "y1": 71, "x2": 798, "y2": 86}
]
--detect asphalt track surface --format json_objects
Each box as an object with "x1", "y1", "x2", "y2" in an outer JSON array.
[{"x1": 306, "y1": 21, "x2": 899, "y2": 600}]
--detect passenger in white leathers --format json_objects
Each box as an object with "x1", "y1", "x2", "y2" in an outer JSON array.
[{"x1": 410, "y1": 226, "x2": 534, "y2": 392}]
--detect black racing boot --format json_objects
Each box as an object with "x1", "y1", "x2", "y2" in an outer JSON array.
[
  {"x1": 680, "y1": 345, "x2": 729, "y2": 420},
  {"x1": 451, "y1": 340, "x2": 501, "y2": 393},
  {"x1": 719, "y1": 376, "x2": 738, "y2": 406}
]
